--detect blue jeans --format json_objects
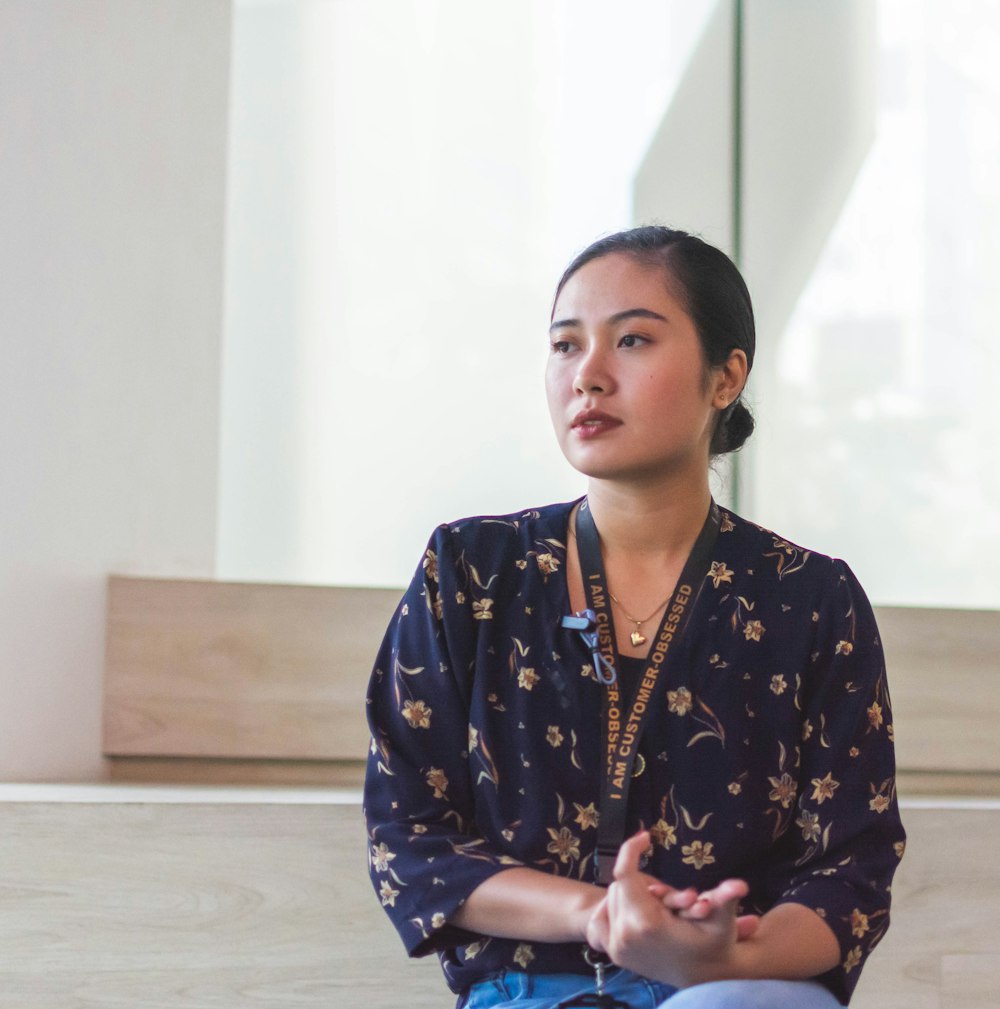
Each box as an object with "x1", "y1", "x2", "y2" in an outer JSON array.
[{"x1": 460, "y1": 969, "x2": 845, "y2": 1009}]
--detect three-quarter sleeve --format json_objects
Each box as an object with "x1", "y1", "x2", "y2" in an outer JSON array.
[
  {"x1": 765, "y1": 559, "x2": 905, "y2": 1003},
  {"x1": 363, "y1": 524, "x2": 521, "y2": 958}
]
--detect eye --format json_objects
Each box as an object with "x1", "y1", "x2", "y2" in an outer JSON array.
[
  {"x1": 550, "y1": 339, "x2": 574, "y2": 355},
  {"x1": 619, "y1": 333, "x2": 647, "y2": 348}
]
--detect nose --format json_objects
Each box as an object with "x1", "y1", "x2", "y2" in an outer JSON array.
[{"x1": 572, "y1": 345, "x2": 612, "y2": 396}]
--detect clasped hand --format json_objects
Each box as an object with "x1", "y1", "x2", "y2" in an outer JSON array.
[{"x1": 585, "y1": 831, "x2": 760, "y2": 988}]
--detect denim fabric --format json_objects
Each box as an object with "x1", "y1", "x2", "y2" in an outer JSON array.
[
  {"x1": 459, "y1": 971, "x2": 845, "y2": 1009},
  {"x1": 663, "y1": 979, "x2": 844, "y2": 1008},
  {"x1": 460, "y1": 968, "x2": 673, "y2": 1009}
]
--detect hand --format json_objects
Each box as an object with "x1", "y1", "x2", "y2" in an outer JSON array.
[
  {"x1": 585, "y1": 831, "x2": 752, "y2": 987},
  {"x1": 585, "y1": 875, "x2": 699, "y2": 955},
  {"x1": 637, "y1": 848, "x2": 759, "y2": 940},
  {"x1": 672, "y1": 878, "x2": 760, "y2": 941}
]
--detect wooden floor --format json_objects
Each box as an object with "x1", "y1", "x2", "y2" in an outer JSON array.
[{"x1": 0, "y1": 786, "x2": 997, "y2": 1008}]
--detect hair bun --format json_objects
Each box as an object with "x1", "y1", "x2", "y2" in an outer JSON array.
[{"x1": 713, "y1": 400, "x2": 755, "y2": 454}]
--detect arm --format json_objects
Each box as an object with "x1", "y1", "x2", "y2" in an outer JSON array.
[
  {"x1": 364, "y1": 525, "x2": 519, "y2": 956},
  {"x1": 760, "y1": 560, "x2": 904, "y2": 1000},
  {"x1": 451, "y1": 860, "x2": 710, "y2": 943},
  {"x1": 451, "y1": 867, "x2": 604, "y2": 942},
  {"x1": 727, "y1": 903, "x2": 840, "y2": 981}
]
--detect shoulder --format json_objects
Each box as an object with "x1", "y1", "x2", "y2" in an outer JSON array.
[
  {"x1": 717, "y1": 509, "x2": 880, "y2": 658},
  {"x1": 411, "y1": 501, "x2": 576, "y2": 627},
  {"x1": 432, "y1": 499, "x2": 579, "y2": 558},
  {"x1": 718, "y1": 508, "x2": 855, "y2": 587}
]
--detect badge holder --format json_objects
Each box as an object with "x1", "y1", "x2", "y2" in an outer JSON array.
[
  {"x1": 554, "y1": 951, "x2": 632, "y2": 1009},
  {"x1": 560, "y1": 611, "x2": 616, "y2": 685}
]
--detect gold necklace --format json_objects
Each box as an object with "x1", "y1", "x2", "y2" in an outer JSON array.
[{"x1": 607, "y1": 590, "x2": 672, "y2": 647}]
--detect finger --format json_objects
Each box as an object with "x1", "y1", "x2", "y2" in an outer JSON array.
[
  {"x1": 645, "y1": 880, "x2": 672, "y2": 897},
  {"x1": 659, "y1": 886, "x2": 698, "y2": 911},
  {"x1": 613, "y1": 831, "x2": 650, "y2": 880},
  {"x1": 700, "y1": 879, "x2": 749, "y2": 903},
  {"x1": 735, "y1": 914, "x2": 761, "y2": 941},
  {"x1": 679, "y1": 878, "x2": 750, "y2": 925},
  {"x1": 686, "y1": 900, "x2": 714, "y2": 924},
  {"x1": 694, "y1": 878, "x2": 750, "y2": 909},
  {"x1": 707, "y1": 878, "x2": 750, "y2": 903},
  {"x1": 642, "y1": 873, "x2": 695, "y2": 906},
  {"x1": 641, "y1": 872, "x2": 674, "y2": 893}
]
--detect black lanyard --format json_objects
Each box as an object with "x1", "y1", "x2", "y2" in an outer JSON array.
[{"x1": 574, "y1": 498, "x2": 720, "y2": 885}]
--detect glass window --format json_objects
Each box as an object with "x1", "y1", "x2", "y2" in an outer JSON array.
[
  {"x1": 219, "y1": 0, "x2": 719, "y2": 586},
  {"x1": 749, "y1": 0, "x2": 1000, "y2": 607}
]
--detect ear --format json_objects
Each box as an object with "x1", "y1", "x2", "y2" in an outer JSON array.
[{"x1": 711, "y1": 349, "x2": 749, "y2": 409}]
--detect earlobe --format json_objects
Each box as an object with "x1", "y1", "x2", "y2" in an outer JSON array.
[{"x1": 714, "y1": 349, "x2": 749, "y2": 408}]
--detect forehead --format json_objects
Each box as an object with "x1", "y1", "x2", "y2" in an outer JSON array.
[{"x1": 552, "y1": 253, "x2": 683, "y2": 321}]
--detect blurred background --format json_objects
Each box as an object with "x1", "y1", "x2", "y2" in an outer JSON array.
[
  {"x1": 219, "y1": 0, "x2": 1000, "y2": 604},
  {"x1": 2, "y1": 0, "x2": 998, "y2": 780}
]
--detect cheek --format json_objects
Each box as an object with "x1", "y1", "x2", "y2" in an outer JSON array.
[
  {"x1": 651, "y1": 368, "x2": 703, "y2": 404},
  {"x1": 543, "y1": 369, "x2": 563, "y2": 425},
  {"x1": 544, "y1": 361, "x2": 567, "y2": 405},
  {"x1": 636, "y1": 376, "x2": 706, "y2": 431}
]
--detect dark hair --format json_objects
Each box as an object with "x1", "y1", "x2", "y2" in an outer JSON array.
[{"x1": 553, "y1": 225, "x2": 756, "y2": 455}]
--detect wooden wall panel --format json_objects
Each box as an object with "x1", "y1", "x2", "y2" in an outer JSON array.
[
  {"x1": 103, "y1": 576, "x2": 1000, "y2": 787},
  {"x1": 103, "y1": 576, "x2": 401, "y2": 761}
]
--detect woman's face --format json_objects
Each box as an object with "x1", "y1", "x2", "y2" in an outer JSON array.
[{"x1": 545, "y1": 252, "x2": 726, "y2": 485}]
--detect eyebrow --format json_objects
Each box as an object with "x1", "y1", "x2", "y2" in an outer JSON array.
[{"x1": 549, "y1": 307, "x2": 670, "y2": 332}]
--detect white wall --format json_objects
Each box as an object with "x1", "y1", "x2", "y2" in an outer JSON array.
[{"x1": 0, "y1": 0, "x2": 231, "y2": 780}]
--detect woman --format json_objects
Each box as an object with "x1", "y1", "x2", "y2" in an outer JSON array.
[{"x1": 364, "y1": 226, "x2": 904, "y2": 1009}]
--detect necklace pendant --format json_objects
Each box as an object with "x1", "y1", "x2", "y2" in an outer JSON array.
[{"x1": 630, "y1": 629, "x2": 646, "y2": 647}]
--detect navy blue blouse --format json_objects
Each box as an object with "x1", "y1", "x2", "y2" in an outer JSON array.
[{"x1": 363, "y1": 500, "x2": 904, "y2": 1004}]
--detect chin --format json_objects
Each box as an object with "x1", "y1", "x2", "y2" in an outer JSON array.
[
  {"x1": 565, "y1": 451, "x2": 703, "y2": 488},
  {"x1": 565, "y1": 458, "x2": 645, "y2": 483}
]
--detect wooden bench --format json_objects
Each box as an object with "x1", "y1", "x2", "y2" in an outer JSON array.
[
  {"x1": 0, "y1": 786, "x2": 996, "y2": 1008},
  {"x1": 852, "y1": 799, "x2": 1000, "y2": 1009},
  {"x1": 0, "y1": 786, "x2": 442, "y2": 1007}
]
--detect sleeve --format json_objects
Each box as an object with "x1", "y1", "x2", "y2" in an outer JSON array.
[
  {"x1": 763, "y1": 559, "x2": 906, "y2": 1004},
  {"x1": 363, "y1": 523, "x2": 522, "y2": 958}
]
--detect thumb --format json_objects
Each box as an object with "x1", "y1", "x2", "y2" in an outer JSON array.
[{"x1": 613, "y1": 831, "x2": 649, "y2": 880}]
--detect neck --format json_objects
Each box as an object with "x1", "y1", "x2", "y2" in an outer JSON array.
[{"x1": 583, "y1": 473, "x2": 713, "y2": 562}]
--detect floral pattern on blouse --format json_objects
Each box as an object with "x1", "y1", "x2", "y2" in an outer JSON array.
[{"x1": 363, "y1": 500, "x2": 905, "y2": 1005}]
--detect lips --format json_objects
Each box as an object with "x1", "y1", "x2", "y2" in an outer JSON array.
[{"x1": 571, "y1": 408, "x2": 623, "y2": 438}]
